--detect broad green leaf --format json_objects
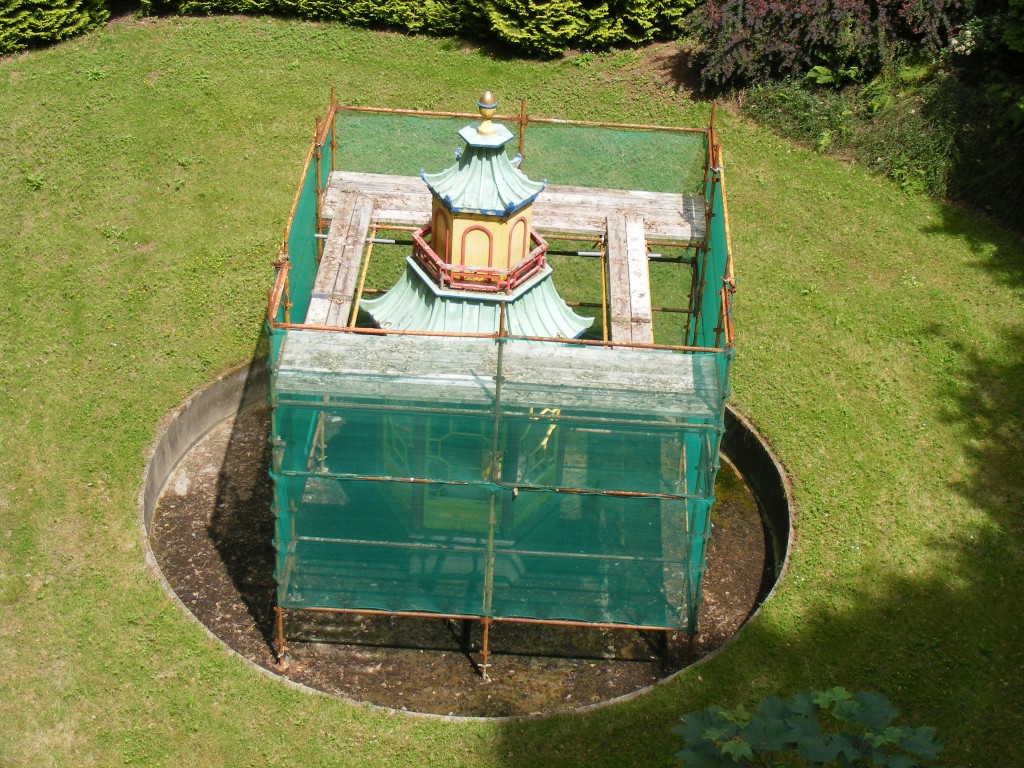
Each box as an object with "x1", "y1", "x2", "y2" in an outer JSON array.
[
  {"x1": 719, "y1": 739, "x2": 754, "y2": 763},
  {"x1": 723, "y1": 705, "x2": 751, "y2": 727},
  {"x1": 795, "y1": 733, "x2": 841, "y2": 763},
  {"x1": 788, "y1": 692, "x2": 818, "y2": 718},
  {"x1": 830, "y1": 733, "x2": 864, "y2": 763},
  {"x1": 784, "y1": 713, "x2": 823, "y2": 743},
  {"x1": 873, "y1": 755, "x2": 919, "y2": 768},
  {"x1": 870, "y1": 726, "x2": 907, "y2": 748},
  {"x1": 675, "y1": 746, "x2": 730, "y2": 768},
  {"x1": 675, "y1": 708, "x2": 727, "y2": 743},
  {"x1": 744, "y1": 706, "x2": 793, "y2": 752},
  {"x1": 703, "y1": 727, "x2": 730, "y2": 742},
  {"x1": 813, "y1": 686, "x2": 853, "y2": 710},
  {"x1": 831, "y1": 698, "x2": 863, "y2": 725},
  {"x1": 897, "y1": 727, "x2": 942, "y2": 760},
  {"x1": 852, "y1": 691, "x2": 900, "y2": 730}
]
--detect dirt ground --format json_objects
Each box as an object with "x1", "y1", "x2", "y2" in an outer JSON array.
[{"x1": 150, "y1": 404, "x2": 767, "y2": 717}]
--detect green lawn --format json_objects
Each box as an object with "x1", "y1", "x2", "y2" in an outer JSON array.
[{"x1": 1, "y1": 16, "x2": 1022, "y2": 767}]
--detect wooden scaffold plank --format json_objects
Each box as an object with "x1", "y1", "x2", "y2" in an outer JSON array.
[
  {"x1": 322, "y1": 171, "x2": 706, "y2": 242},
  {"x1": 305, "y1": 191, "x2": 374, "y2": 327},
  {"x1": 605, "y1": 212, "x2": 653, "y2": 345}
]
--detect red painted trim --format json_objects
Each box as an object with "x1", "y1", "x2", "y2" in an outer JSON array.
[{"x1": 507, "y1": 216, "x2": 528, "y2": 269}]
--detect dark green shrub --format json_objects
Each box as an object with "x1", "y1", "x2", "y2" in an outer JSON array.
[
  {"x1": 141, "y1": 0, "x2": 471, "y2": 35},
  {"x1": 0, "y1": 0, "x2": 109, "y2": 55},
  {"x1": 853, "y1": 74, "x2": 958, "y2": 197},
  {"x1": 673, "y1": 687, "x2": 961, "y2": 767},
  {"x1": 931, "y1": 72, "x2": 1024, "y2": 225},
  {"x1": 1003, "y1": 0, "x2": 1024, "y2": 55},
  {"x1": 483, "y1": 0, "x2": 591, "y2": 57},
  {"x1": 743, "y1": 78, "x2": 854, "y2": 151},
  {"x1": 742, "y1": 67, "x2": 1023, "y2": 231}
]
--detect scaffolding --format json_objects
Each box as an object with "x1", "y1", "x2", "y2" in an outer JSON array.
[{"x1": 265, "y1": 94, "x2": 735, "y2": 673}]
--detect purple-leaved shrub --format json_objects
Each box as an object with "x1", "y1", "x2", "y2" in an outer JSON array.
[{"x1": 692, "y1": 0, "x2": 965, "y2": 88}]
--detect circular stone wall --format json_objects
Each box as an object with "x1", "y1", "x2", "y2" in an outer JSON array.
[{"x1": 139, "y1": 362, "x2": 792, "y2": 718}]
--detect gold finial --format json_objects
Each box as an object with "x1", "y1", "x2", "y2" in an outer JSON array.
[{"x1": 477, "y1": 90, "x2": 498, "y2": 136}]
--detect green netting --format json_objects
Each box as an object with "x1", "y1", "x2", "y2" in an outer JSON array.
[
  {"x1": 692, "y1": 167, "x2": 733, "y2": 351},
  {"x1": 520, "y1": 122, "x2": 706, "y2": 193},
  {"x1": 270, "y1": 331, "x2": 724, "y2": 630},
  {"x1": 269, "y1": 109, "x2": 732, "y2": 634},
  {"x1": 280, "y1": 123, "x2": 335, "y2": 326},
  {"x1": 335, "y1": 112, "x2": 475, "y2": 176},
  {"x1": 333, "y1": 110, "x2": 707, "y2": 193},
  {"x1": 274, "y1": 478, "x2": 708, "y2": 627}
]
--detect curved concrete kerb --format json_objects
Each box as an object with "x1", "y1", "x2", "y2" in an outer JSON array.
[{"x1": 139, "y1": 360, "x2": 794, "y2": 721}]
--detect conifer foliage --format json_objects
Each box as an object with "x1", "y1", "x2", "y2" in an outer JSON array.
[
  {"x1": 485, "y1": 0, "x2": 687, "y2": 56},
  {"x1": 137, "y1": 0, "x2": 691, "y2": 57},
  {"x1": 0, "y1": 0, "x2": 108, "y2": 54}
]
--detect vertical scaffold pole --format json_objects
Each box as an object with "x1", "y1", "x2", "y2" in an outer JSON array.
[
  {"x1": 518, "y1": 99, "x2": 527, "y2": 160},
  {"x1": 599, "y1": 237, "x2": 610, "y2": 343},
  {"x1": 314, "y1": 116, "x2": 325, "y2": 263},
  {"x1": 480, "y1": 304, "x2": 507, "y2": 682},
  {"x1": 330, "y1": 87, "x2": 338, "y2": 172},
  {"x1": 274, "y1": 606, "x2": 288, "y2": 666},
  {"x1": 481, "y1": 618, "x2": 493, "y2": 680}
]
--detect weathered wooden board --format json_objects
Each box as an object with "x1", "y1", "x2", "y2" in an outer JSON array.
[
  {"x1": 322, "y1": 171, "x2": 706, "y2": 242},
  {"x1": 322, "y1": 172, "x2": 428, "y2": 227},
  {"x1": 305, "y1": 192, "x2": 374, "y2": 327},
  {"x1": 625, "y1": 213, "x2": 653, "y2": 345},
  {"x1": 606, "y1": 213, "x2": 633, "y2": 344},
  {"x1": 605, "y1": 213, "x2": 652, "y2": 344}
]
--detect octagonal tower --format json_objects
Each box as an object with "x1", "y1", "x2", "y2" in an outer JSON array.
[
  {"x1": 363, "y1": 92, "x2": 591, "y2": 338},
  {"x1": 418, "y1": 91, "x2": 547, "y2": 290}
]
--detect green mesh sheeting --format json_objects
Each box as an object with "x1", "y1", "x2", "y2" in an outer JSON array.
[
  {"x1": 269, "y1": 111, "x2": 732, "y2": 635},
  {"x1": 333, "y1": 110, "x2": 707, "y2": 193},
  {"x1": 335, "y1": 112, "x2": 472, "y2": 176},
  {"x1": 520, "y1": 122, "x2": 707, "y2": 194},
  {"x1": 691, "y1": 167, "x2": 733, "y2": 351},
  {"x1": 281, "y1": 121, "x2": 335, "y2": 326},
  {"x1": 270, "y1": 331, "x2": 725, "y2": 630}
]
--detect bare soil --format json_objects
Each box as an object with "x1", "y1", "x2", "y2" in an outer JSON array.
[{"x1": 150, "y1": 404, "x2": 766, "y2": 717}]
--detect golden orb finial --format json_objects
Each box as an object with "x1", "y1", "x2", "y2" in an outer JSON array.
[{"x1": 477, "y1": 90, "x2": 498, "y2": 135}]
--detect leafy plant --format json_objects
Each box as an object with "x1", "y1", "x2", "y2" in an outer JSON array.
[
  {"x1": 23, "y1": 171, "x2": 44, "y2": 191},
  {"x1": 805, "y1": 64, "x2": 862, "y2": 87},
  {"x1": 673, "y1": 687, "x2": 961, "y2": 767},
  {"x1": 743, "y1": 79, "x2": 854, "y2": 148},
  {"x1": 861, "y1": 78, "x2": 893, "y2": 114}
]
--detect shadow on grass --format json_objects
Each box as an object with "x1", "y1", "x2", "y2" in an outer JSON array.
[
  {"x1": 489, "y1": 226, "x2": 1024, "y2": 767},
  {"x1": 492, "y1": 538, "x2": 1023, "y2": 767},
  {"x1": 195, "y1": 227, "x2": 1023, "y2": 766},
  {"x1": 924, "y1": 204, "x2": 1024, "y2": 290}
]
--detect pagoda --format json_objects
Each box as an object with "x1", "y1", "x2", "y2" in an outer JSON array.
[{"x1": 363, "y1": 92, "x2": 591, "y2": 338}]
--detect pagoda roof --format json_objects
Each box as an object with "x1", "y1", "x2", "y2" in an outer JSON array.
[
  {"x1": 362, "y1": 258, "x2": 592, "y2": 339},
  {"x1": 420, "y1": 123, "x2": 546, "y2": 217}
]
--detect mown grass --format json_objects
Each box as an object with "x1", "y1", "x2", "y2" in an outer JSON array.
[{"x1": 1, "y1": 16, "x2": 1022, "y2": 767}]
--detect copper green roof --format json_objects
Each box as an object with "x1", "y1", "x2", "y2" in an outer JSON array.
[
  {"x1": 362, "y1": 258, "x2": 592, "y2": 338},
  {"x1": 420, "y1": 123, "x2": 546, "y2": 217}
]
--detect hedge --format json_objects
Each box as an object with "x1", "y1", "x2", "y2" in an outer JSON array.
[
  {"x1": 136, "y1": 0, "x2": 695, "y2": 56},
  {"x1": 0, "y1": 0, "x2": 108, "y2": 55}
]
